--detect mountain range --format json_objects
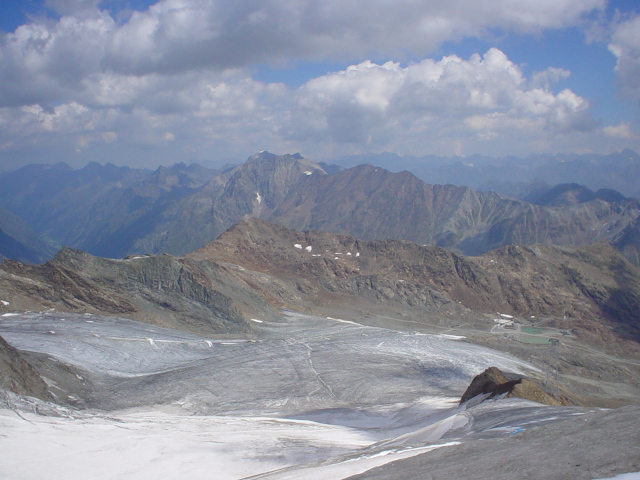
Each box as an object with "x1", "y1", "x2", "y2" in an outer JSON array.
[
  {"x1": 1, "y1": 217, "x2": 640, "y2": 478},
  {"x1": 332, "y1": 148, "x2": 640, "y2": 198},
  {"x1": 1, "y1": 151, "x2": 639, "y2": 268},
  {"x1": 2, "y1": 218, "x2": 639, "y2": 405}
]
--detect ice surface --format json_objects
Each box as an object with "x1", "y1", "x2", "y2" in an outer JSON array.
[
  {"x1": 0, "y1": 311, "x2": 578, "y2": 480},
  {"x1": 0, "y1": 407, "x2": 369, "y2": 480},
  {"x1": 596, "y1": 474, "x2": 640, "y2": 480},
  {"x1": 0, "y1": 311, "x2": 538, "y2": 413}
]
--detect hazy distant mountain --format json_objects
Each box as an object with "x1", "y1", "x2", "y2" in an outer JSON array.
[
  {"x1": 1, "y1": 153, "x2": 639, "y2": 266},
  {"x1": 0, "y1": 205, "x2": 57, "y2": 264},
  {"x1": 266, "y1": 164, "x2": 640, "y2": 258},
  {"x1": 613, "y1": 215, "x2": 640, "y2": 268},
  {"x1": 522, "y1": 183, "x2": 627, "y2": 207},
  {"x1": 0, "y1": 161, "x2": 219, "y2": 259},
  {"x1": 114, "y1": 151, "x2": 327, "y2": 255},
  {"x1": 332, "y1": 149, "x2": 640, "y2": 198}
]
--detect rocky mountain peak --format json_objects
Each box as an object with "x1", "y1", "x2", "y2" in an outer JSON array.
[{"x1": 220, "y1": 152, "x2": 326, "y2": 213}]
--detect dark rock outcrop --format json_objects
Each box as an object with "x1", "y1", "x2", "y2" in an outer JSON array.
[
  {"x1": 460, "y1": 367, "x2": 572, "y2": 406},
  {"x1": 0, "y1": 246, "x2": 280, "y2": 335},
  {"x1": 0, "y1": 334, "x2": 51, "y2": 400}
]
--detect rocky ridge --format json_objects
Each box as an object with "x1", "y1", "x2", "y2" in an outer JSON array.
[
  {"x1": 0, "y1": 246, "x2": 280, "y2": 335},
  {"x1": 1, "y1": 218, "x2": 640, "y2": 405},
  {"x1": 192, "y1": 218, "x2": 640, "y2": 352},
  {"x1": 459, "y1": 366, "x2": 571, "y2": 406},
  {"x1": 0, "y1": 334, "x2": 51, "y2": 401},
  {"x1": 1, "y1": 153, "x2": 640, "y2": 267}
]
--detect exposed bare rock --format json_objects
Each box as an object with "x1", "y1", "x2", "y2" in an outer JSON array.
[
  {"x1": 460, "y1": 367, "x2": 570, "y2": 406},
  {"x1": 2, "y1": 154, "x2": 639, "y2": 265},
  {"x1": 0, "y1": 334, "x2": 51, "y2": 400},
  {"x1": 0, "y1": 247, "x2": 280, "y2": 335},
  {"x1": 192, "y1": 218, "x2": 640, "y2": 354}
]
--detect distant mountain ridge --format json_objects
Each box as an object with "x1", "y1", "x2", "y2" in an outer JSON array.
[
  {"x1": 1, "y1": 152, "x2": 639, "y2": 266},
  {"x1": 524, "y1": 183, "x2": 627, "y2": 207},
  {"x1": 332, "y1": 149, "x2": 640, "y2": 198},
  {"x1": 0, "y1": 205, "x2": 58, "y2": 264}
]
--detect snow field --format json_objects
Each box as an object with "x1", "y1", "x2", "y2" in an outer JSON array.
[{"x1": 0, "y1": 311, "x2": 566, "y2": 479}]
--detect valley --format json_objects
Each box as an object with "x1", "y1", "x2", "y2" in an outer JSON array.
[
  {"x1": 2, "y1": 0, "x2": 640, "y2": 474},
  {"x1": 0, "y1": 153, "x2": 639, "y2": 479},
  {"x1": 2, "y1": 152, "x2": 640, "y2": 267}
]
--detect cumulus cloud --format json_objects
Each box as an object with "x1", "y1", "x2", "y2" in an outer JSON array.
[
  {"x1": 0, "y1": 44, "x2": 599, "y2": 163},
  {"x1": 603, "y1": 122, "x2": 638, "y2": 139},
  {"x1": 609, "y1": 14, "x2": 640, "y2": 105},
  {"x1": 285, "y1": 49, "x2": 595, "y2": 152},
  {"x1": 0, "y1": 0, "x2": 605, "y2": 107},
  {"x1": 0, "y1": 0, "x2": 629, "y2": 166},
  {"x1": 0, "y1": 68, "x2": 287, "y2": 151}
]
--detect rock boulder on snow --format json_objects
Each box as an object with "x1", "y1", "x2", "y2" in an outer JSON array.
[{"x1": 460, "y1": 366, "x2": 571, "y2": 406}]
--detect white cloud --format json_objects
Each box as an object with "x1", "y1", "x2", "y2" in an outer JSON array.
[
  {"x1": 531, "y1": 67, "x2": 571, "y2": 90},
  {"x1": 603, "y1": 122, "x2": 638, "y2": 139},
  {"x1": 0, "y1": 0, "x2": 606, "y2": 107},
  {"x1": 0, "y1": 45, "x2": 601, "y2": 163},
  {"x1": 162, "y1": 131, "x2": 175, "y2": 142},
  {"x1": 285, "y1": 49, "x2": 595, "y2": 152},
  {"x1": 0, "y1": 10, "x2": 115, "y2": 107},
  {"x1": 609, "y1": 15, "x2": 640, "y2": 105},
  {"x1": 0, "y1": 0, "x2": 630, "y2": 166}
]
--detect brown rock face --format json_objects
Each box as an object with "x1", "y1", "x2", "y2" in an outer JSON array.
[
  {"x1": 459, "y1": 367, "x2": 513, "y2": 404},
  {"x1": 0, "y1": 246, "x2": 275, "y2": 336},
  {"x1": 459, "y1": 367, "x2": 571, "y2": 406},
  {"x1": 194, "y1": 219, "x2": 640, "y2": 354},
  {"x1": 0, "y1": 335, "x2": 51, "y2": 400}
]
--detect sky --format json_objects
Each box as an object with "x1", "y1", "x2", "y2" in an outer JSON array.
[{"x1": 0, "y1": 0, "x2": 639, "y2": 170}]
